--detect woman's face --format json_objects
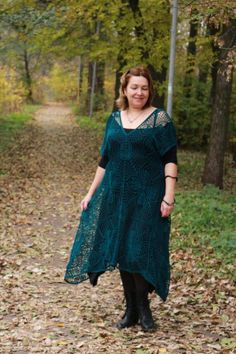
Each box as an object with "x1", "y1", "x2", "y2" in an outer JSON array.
[{"x1": 124, "y1": 75, "x2": 150, "y2": 110}]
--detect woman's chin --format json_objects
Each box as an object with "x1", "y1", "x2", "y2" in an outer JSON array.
[{"x1": 130, "y1": 102, "x2": 147, "y2": 109}]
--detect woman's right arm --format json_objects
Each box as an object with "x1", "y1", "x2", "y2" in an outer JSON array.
[{"x1": 80, "y1": 166, "x2": 106, "y2": 211}]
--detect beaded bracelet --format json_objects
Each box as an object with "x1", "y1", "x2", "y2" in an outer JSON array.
[
  {"x1": 162, "y1": 198, "x2": 175, "y2": 206},
  {"x1": 165, "y1": 175, "x2": 178, "y2": 181}
]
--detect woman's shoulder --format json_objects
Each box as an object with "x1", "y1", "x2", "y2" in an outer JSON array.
[
  {"x1": 154, "y1": 108, "x2": 172, "y2": 127},
  {"x1": 111, "y1": 110, "x2": 120, "y2": 116},
  {"x1": 108, "y1": 110, "x2": 120, "y2": 123},
  {"x1": 103, "y1": 111, "x2": 120, "y2": 129}
]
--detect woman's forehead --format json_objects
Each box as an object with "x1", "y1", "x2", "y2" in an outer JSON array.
[{"x1": 128, "y1": 75, "x2": 149, "y2": 86}]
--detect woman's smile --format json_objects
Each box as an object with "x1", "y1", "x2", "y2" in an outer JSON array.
[{"x1": 124, "y1": 76, "x2": 150, "y2": 109}]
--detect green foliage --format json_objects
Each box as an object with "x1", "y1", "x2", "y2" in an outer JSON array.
[
  {"x1": 72, "y1": 105, "x2": 109, "y2": 132},
  {"x1": 173, "y1": 77, "x2": 212, "y2": 148},
  {"x1": 172, "y1": 2, "x2": 235, "y2": 149},
  {"x1": 172, "y1": 185, "x2": 236, "y2": 265},
  {"x1": 0, "y1": 0, "x2": 56, "y2": 101},
  {"x1": 0, "y1": 0, "x2": 234, "y2": 151},
  {"x1": 0, "y1": 104, "x2": 39, "y2": 151}
]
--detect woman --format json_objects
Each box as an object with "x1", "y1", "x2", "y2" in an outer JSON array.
[{"x1": 64, "y1": 66, "x2": 178, "y2": 332}]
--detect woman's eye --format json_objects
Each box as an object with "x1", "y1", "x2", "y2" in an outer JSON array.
[{"x1": 130, "y1": 86, "x2": 148, "y2": 90}]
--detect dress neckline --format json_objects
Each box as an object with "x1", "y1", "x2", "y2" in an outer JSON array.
[{"x1": 119, "y1": 108, "x2": 159, "y2": 135}]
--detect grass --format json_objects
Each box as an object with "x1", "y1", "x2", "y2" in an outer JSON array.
[
  {"x1": 0, "y1": 104, "x2": 40, "y2": 151},
  {"x1": 71, "y1": 104, "x2": 109, "y2": 133},
  {"x1": 172, "y1": 186, "x2": 236, "y2": 268}
]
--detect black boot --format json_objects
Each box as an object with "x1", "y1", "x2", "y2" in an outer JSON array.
[
  {"x1": 116, "y1": 290, "x2": 139, "y2": 329},
  {"x1": 117, "y1": 271, "x2": 139, "y2": 329},
  {"x1": 134, "y1": 273, "x2": 156, "y2": 332}
]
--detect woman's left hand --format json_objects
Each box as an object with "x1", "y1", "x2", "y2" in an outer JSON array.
[{"x1": 160, "y1": 198, "x2": 174, "y2": 218}]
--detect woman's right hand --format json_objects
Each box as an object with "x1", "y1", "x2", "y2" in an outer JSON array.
[{"x1": 80, "y1": 194, "x2": 92, "y2": 211}]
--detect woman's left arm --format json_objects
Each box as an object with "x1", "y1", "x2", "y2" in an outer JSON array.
[{"x1": 161, "y1": 162, "x2": 178, "y2": 218}]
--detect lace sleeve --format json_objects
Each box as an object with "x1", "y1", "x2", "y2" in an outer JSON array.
[
  {"x1": 154, "y1": 110, "x2": 177, "y2": 156},
  {"x1": 155, "y1": 110, "x2": 172, "y2": 127}
]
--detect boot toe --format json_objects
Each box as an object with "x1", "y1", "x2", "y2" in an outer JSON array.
[
  {"x1": 140, "y1": 320, "x2": 156, "y2": 332},
  {"x1": 116, "y1": 313, "x2": 139, "y2": 329}
]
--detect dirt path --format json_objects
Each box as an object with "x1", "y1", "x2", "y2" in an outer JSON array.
[{"x1": 0, "y1": 104, "x2": 235, "y2": 354}]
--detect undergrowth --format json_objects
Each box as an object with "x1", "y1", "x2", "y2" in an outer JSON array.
[
  {"x1": 0, "y1": 104, "x2": 40, "y2": 151},
  {"x1": 172, "y1": 185, "x2": 236, "y2": 278},
  {"x1": 71, "y1": 105, "x2": 109, "y2": 132}
]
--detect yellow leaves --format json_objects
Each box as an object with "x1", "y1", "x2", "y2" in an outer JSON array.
[
  {"x1": 0, "y1": 66, "x2": 26, "y2": 113},
  {"x1": 47, "y1": 63, "x2": 78, "y2": 101}
]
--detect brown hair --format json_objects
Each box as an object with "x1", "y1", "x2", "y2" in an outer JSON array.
[{"x1": 116, "y1": 66, "x2": 154, "y2": 110}]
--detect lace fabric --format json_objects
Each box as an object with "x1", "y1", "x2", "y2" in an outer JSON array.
[{"x1": 64, "y1": 109, "x2": 177, "y2": 301}]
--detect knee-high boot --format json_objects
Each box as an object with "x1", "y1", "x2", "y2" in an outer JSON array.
[
  {"x1": 133, "y1": 273, "x2": 155, "y2": 331},
  {"x1": 116, "y1": 270, "x2": 139, "y2": 329}
]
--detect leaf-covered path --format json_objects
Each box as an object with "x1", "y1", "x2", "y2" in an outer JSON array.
[{"x1": 0, "y1": 104, "x2": 235, "y2": 354}]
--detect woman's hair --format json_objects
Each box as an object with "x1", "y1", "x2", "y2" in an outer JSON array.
[{"x1": 116, "y1": 66, "x2": 154, "y2": 110}]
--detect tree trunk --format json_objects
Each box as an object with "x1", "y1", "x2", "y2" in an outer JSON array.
[
  {"x1": 86, "y1": 61, "x2": 93, "y2": 114},
  {"x1": 96, "y1": 61, "x2": 105, "y2": 96},
  {"x1": 113, "y1": 1, "x2": 128, "y2": 109},
  {"x1": 179, "y1": 11, "x2": 198, "y2": 124},
  {"x1": 183, "y1": 11, "x2": 198, "y2": 96},
  {"x1": 207, "y1": 21, "x2": 221, "y2": 106},
  {"x1": 202, "y1": 19, "x2": 236, "y2": 188},
  {"x1": 148, "y1": 63, "x2": 166, "y2": 108},
  {"x1": 23, "y1": 48, "x2": 33, "y2": 102},
  {"x1": 77, "y1": 56, "x2": 83, "y2": 97}
]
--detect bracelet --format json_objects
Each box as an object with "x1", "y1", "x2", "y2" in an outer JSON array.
[
  {"x1": 165, "y1": 175, "x2": 178, "y2": 182},
  {"x1": 162, "y1": 198, "x2": 175, "y2": 206}
]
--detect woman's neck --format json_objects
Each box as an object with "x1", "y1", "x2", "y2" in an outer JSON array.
[{"x1": 126, "y1": 106, "x2": 146, "y2": 113}]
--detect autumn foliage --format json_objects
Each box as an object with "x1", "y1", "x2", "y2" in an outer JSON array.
[{"x1": 0, "y1": 67, "x2": 26, "y2": 113}]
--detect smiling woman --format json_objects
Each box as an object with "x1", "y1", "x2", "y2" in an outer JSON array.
[
  {"x1": 116, "y1": 67, "x2": 154, "y2": 111},
  {"x1": 64, "y1": 65, "x2": 178, "y2": 332}
]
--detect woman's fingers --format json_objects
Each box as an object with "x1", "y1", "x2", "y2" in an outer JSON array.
[
  {"x1": 80, "y1": 197, "x2": 91, "y2": 211},
  {"x1": 80, "y1": 200, "x2": 87, "y2": 211},
  {"x1": 160, "y1": 202, "x2": 174, "y2": 217}
]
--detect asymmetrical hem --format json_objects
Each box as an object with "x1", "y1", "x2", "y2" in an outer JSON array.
[{"x1": 64, "y1": 108, "x2": 177, "y2": 302}]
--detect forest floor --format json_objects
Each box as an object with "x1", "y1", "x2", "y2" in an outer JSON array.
[{"x1": 0, "y1": 103, "x2": 235, "y2": 354}]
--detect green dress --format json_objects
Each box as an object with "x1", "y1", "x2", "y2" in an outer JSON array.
[{"x1": 64, "y1": 108, "x2": 177, "y2": 301}]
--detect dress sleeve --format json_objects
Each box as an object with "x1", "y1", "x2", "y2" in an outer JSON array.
[
  {"x1": 100, "y1": 114, "x2": 112, "y2": 157},
  {"x1": 154, "y1": 110, "x2": 177, "y2": 157},
  {"x1": 161, "y1": 146, "x2": 177, "y2": 165},
  {"x1": 98, "y1": 154, "x2": 109, "y2": 169}
]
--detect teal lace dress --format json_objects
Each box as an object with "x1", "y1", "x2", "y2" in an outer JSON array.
[{"x1": 64, "y1": 108, "x2": 177, "y2": 301}]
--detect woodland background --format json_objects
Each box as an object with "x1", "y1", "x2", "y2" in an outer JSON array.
[
  {"x1": 0, "y1": 1, "x2": 236, "y2": 353},
  {"x1": 0, "y1": 0, "x2": 236, "y2": 186}
]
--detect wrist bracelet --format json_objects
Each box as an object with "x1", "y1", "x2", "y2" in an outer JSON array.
[
  {"x1": 165, "y1": 175, "x2": 178, "y2": 182},
  {"x1": 162, "y1": 198, "x2": 175, "y2": 206}
]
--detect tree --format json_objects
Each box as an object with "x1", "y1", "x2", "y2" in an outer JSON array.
[
  {"x1": 0, "y1": 0, "x2": 55, "y2": 102},
  {"x1": 202, "y1": 18, "x2": 236, "y2": 188}
]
